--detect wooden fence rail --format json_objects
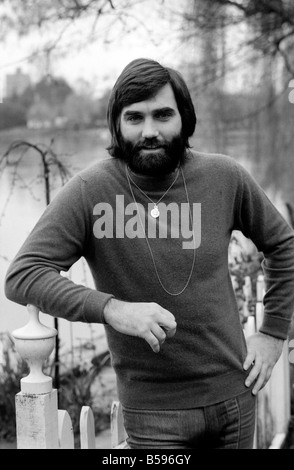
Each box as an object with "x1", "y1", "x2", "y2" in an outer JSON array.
[{"x1": 11, "y1": 274, "x2": 291, "y2": 449}]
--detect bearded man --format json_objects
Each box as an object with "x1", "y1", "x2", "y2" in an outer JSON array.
[{"x1": 5, "y1": 58, "x2": 294, "y2": 449}]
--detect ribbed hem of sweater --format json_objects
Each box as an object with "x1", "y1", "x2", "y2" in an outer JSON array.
[{"x1": 116, "y1": 369, "x2": 251, "y2": 410}]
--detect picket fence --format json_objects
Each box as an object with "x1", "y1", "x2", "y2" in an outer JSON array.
[
  {"x1": 243, "y1": 275, "x2": 291, "y2": 449},
  {"x1": 12, "y1": 274, "x2": 291, "y2": 449}
]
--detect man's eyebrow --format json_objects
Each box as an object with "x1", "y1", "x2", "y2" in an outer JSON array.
[
  {"x1": 122, "y1": 107, "x2": 176, "y2": 117},
  {"x1": 153, "y1": 107, "x2": 176, "y2": 114},
  {"x1": 122, "y1": 110, "x2": 143, "y2": 117}
]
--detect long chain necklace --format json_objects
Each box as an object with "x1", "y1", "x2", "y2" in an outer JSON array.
[
  {"x1": 126, "y1": 167, "x2": 180, "y2": 218},
  {"x1": 125, "y1": 164, "x2": 196, "y2": 296}
]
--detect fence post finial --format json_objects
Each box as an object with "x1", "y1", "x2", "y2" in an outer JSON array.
[
  {"x1": 12, "y1": 304, "x2": 57, "y2": 394},
  {"x1": 12, "y1": 305, "x2": 59, "y2": 448}
]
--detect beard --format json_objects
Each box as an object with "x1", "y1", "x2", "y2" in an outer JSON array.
[{"x1": 118, "y1": 133, "x2": 187, "y2": 177}]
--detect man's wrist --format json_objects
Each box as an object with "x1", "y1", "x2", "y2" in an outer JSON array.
[{"x1": 103, "y1": 297, "x2": 120, "y2": 324}]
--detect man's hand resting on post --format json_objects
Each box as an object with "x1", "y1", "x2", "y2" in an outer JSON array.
[
  {"x1": 103, "y1": 298, "x2": 177, "y2": 353},
  {"x1": 243, "y1": 331, "x2": 284, "y2": 395}
]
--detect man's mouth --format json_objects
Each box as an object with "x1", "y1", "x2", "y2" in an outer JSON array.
[{"x1": 140, "y1": 146, "x2": 163, "y2": 150}]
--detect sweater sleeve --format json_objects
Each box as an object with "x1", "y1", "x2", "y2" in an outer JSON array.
[
  {"x1": 4, "y1": 175, "x2": 113, "y2": 324},
  {"x1": 233, "y1": 162, "x2": 294, "y2": 339}
]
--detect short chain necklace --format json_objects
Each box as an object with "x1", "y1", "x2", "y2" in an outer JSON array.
[
  {"x1": 125, "y1": 164, "x2": 196, "y2": 296},
  {"x1": 126, "y1": 166, "x2": 180, "y2": 218}
]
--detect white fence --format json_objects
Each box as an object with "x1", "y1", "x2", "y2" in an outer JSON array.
[
  {"x1": 243, "y1": 275, "x2": 291, "y2": 449},
  {"x1": 12, "y1": 304, "x2": 127, "y2": 449},
  {"x1": 11, "y1": 274, "x2": 292, "y2": 449}
]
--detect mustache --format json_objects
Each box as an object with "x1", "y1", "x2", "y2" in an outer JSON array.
[{"x1": 135, "y1": 138, "x2": 167, "y2": 150}]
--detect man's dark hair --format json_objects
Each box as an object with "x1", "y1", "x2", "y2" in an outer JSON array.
[{"x1": 107, "y1": 58, "x2": 197, "y2": 157}]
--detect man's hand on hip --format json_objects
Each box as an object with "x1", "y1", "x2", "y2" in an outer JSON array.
[
  {"x1": 243, "y1": 332, "x2": 284, "y2": 395},
  {"x1": 103, "y1": 298, "x2": 177, "y2": 353}
]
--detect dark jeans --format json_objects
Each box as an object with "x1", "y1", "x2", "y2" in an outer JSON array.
[{"x1": 122, "y1": 389, "x2": 256, "y2": 449}]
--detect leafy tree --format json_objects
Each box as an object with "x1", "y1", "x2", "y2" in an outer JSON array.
[
  {"x1": 180, "y1": 0, "x2": 294, "y2": 203},
  {"x1": 182, "y1": 0, "x2": 294, "y2": 78}
]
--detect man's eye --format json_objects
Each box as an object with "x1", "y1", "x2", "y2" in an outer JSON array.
[
  {"x1": 155, "y1": 112, "x2": 173, "y2": 120},
  {"x1": 126, "y1": 115, "x2": 142, "y2": 122}
]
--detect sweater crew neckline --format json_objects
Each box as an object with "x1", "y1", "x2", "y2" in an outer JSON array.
[{"x1": 118, "y1": 159, "x2": 184, "y2": 193}]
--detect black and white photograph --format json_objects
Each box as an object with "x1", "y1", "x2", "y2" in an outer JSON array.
[{"x1": 0, "y1": 0, "x2": 294, "y2": 453}]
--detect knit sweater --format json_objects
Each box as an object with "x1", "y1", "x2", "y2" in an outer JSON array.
[{"x1": 5, "y1": 151, "x2": 294, "y2": 409}]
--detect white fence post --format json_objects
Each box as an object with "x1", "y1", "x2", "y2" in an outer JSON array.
[
  {"x1": 246, "y1": 274, "x2": 291, "y2": 449},
  {"x1": 12, "y1": 305, "x2": 102, "y2": 449},
  {"x1": 80, "y1": 406, "x2": 96, "y2": 449},
  {"x1": 58, "y1": 410, "x2": 75, "y2": 449},
  {"x1": 12, "y1": 304, "x2": 61, "y2": 449},
  {"x1": 111, "y1": 401, "x2": 128, "y2": 449},
  {"x1": 257, "y1": 273, "x2": 291, "y2": 449},
  {"x1": 12, "y1": 304, "x2": 77, "y2": 449},
  {"x1": 268, "y1": 340, "x2": 291, "y2": 444}
]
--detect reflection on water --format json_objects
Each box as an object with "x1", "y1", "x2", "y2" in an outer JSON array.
[{"x1": 0, "y1": 127, "x2": 111, "y2": 355}]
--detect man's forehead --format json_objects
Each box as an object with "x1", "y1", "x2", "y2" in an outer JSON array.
[{"x1": 121, "y1": 83, "x2": 178, "y2": 113}]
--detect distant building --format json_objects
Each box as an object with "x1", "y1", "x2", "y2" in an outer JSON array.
[{"x1": 6, "y1": 67, "x2": 31, "y2": 98}]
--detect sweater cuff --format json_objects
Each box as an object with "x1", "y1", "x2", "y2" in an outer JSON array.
[
  {"x1": 83, "y1": 290, "x2": 114, "y2": 324},
  {"x1": 259, "y1": 314, "x2": 291, "y2": 340}
]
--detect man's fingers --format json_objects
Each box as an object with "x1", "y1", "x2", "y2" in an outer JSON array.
[
  {"x1": 164, "y1": 325, "x2": 177, "y2": 339},
  {"x1": 245, "y1": 355, "x2": 262, "y2": 388},
  {"x1": 158, "y1": 309, "x2": 177, "y2": 337},
  {"x1": 151, "y1": 324, "x2": 167, "y2": 345},
  {"x1": 160, "y1": 321, "x2": 177, "y2": 339},
  {"x1": 105, "y1": 300, "x2": 177, "y2": 351},
  {"x1": 243, "y1": 332, "x2": 283, "y2": 395},
  {"x1": 252, "y1": 364, "x2": 269, "y2": 395},
  {"x1": 144, "y1": 331, "x2": 161, "y2": 353},
  {"x1": 245, "y1": 355, "x2": 272, "y2": 395},
  {"x1": 146, "y1": 321, "x2": 176, "y2": 353},
  {"x1": 243, "y1": 351, "x2": 256, "y2": 371}
]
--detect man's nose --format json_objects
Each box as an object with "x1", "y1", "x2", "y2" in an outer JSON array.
[{"x1": 141, "y1": 118, "x2": 159, "y2": 139}]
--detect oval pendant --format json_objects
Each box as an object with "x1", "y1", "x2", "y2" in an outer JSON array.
[{"x1": 151, "y1": 206, "x2": 160, "y2": 218}]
